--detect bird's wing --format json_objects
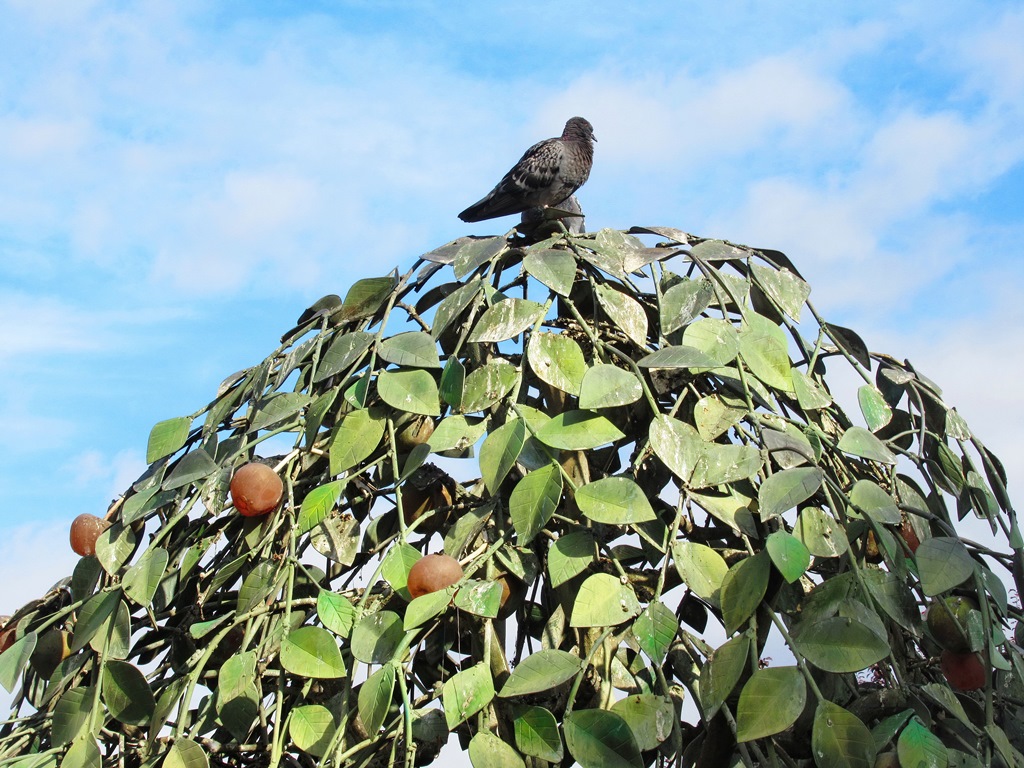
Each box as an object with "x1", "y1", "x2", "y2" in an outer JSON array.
[{"x1": 501, "y1": 138, "x2": 564, "y2": 200}]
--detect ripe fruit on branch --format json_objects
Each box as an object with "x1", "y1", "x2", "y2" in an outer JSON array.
[
  {"x1": 898, "y1": 519, "x2": 921, "y2": 553},
  {"x1": 495, "y1": 572, "x2": 526, "y2": 620},
  {"x1": 70, "y1": 513, "x2": 111, "y2": 556},
  {"x1": 407, "y1": 554, "x2": 463, "y2": 599},
  {"x1": 926, "y1": 596, "x2": 975, "y2": 653},
  {"x1": 230, "y1": 463, "x2": 284, "y2": 517},
  {"x1": 940, "y1": 649, "x2": 986, "y2": 691}
]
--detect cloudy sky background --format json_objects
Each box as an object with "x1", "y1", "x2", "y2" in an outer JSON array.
[{"x1": 1, "y1": 0, "x2": 1022, "y2": 631}]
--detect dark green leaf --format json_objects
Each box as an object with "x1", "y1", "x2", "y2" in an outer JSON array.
[
  {"x1": 280, "y1": 626, "x2": 346, "y2": 678},
  {"x1": 632, "y1": 601, "x2": 678, "y2": 664},
  {"x1": 314, "y1": 331, "x2": 375, "y2": 383},
  {"x1": 525, "y1": 249, "x2": 576, "y2": 296},
  {"x1": 122, "y1": 546, "x2": 169, "y2": 607},
  {"x1": 469, "y1": 731, "x2": 527, "y2": 768},
  {"x1": 766, "y1": 531, "x2": 811, "y2": 583},
  {"x1": 699, "y1": 633, "x2": 751, "y2": 718},
  {"x1": 736, "y1": 667, "x2": 806, "y2": 742},
  {"x1": 548, "y1": 531, "x2": 595, "y2": 587},
  {"x1": 527, "y1": 332, "x2": 586, "y2": 395},
  {"x1": 350, "y1": 611, "x2": 404, "y2": 664},
  {"x1": 377, "y1": 369, "x2": 440, "y2": 416},
  {"x1": 793, "y1": 616, "x2": 890, "y2": 673},
  {"x1": 453, "y1": 237, "x2": 506, "y2": 279},
  {"x1": 461, "y1": 359, "x2": 519, "y2": 413},
  {"x1": 499, "y1": 650, "x2": 582, "y2": 698},
  {"x1": 289, "y1": 704, "x2": 335, "y2": 757},
  {"x1": 682, "y1": 318, "x2": 740, "y2": 366},
  {"x1": 570, "y1": 573, "x2": 642, "y2": 627},
  {"x1": 443, "y1": 662, "x2": 494, "y2": 728},
  {"x1": 146, "y1": 416, "x2": 192, "y2": 463},
  {"x1": 897, "y1": 718, "x2": 948, "y2": 768},
  {"x1": 576, "y1": 476, "x2": 656, "y2": 525},
  {"x1": 660, "y1": 277, "x2": 714, "y2": 334},
  {"x1": 0, "y1": 632, "x2": 36, "y2": 693},
  {"x1": 916, "y1": 536, "x2": 975, "y2": 595},
  {"x1": 509, "y1": 463, "x2": 563, "y2": 544},
  {"x1": 721, "y1": 552, "x2": 770, "y2": 634},
  {"x1": 671, "y1": 541, "x2": 728, "y2": 607},
  {"x1": 163, "y1": 448, "x2": 218, "y2": 490},
  {"x1": 535, "y1": 410, "x2": 625, "y2": 450},
  {"x1": 578, "y1": 364, "x2": 643, "y2": 409},
  {"x1": 738, "y1": 312, "x2": 793, "y2": 392},
  {"x1": 610, "y1": 694, "x2": 675, "y2": 751},
  {"x1": 638, "y1": 345, "x2": 717, "y2": 369},
  {"x1": 513, "y1": 705, "x2": 563, "y2": 763},
  {"x1": 101, "y1": 660, "x2": 155, "y2": 726},
  {"x1": 379, "y1": 331, "x2": 441, "y2": 368},
  {"x1": 794, "y1": 506, "x2": 849, "y2": 557},
  {"x1": 837, "y1": 427, "x2": 896, "y2": 465},
  {"x1": 339, "y1": 276, "x2": 397, "y2": 322},
  {"x1": 329, "y1": 407, "x2": 386, "y2": 475},
  {"x1": 480, "y1": 418, "x2": 527, "y2": 495},
  {"x1": 758, "y1": 468, "x2": 823, "y2": 520},
  {"x1": 468, "y1": 298, "x2": 544, "y2": 343},
  {"x1": 249, "y1": 392, "x2": 311, "y2": 432},
  {"x1": 564, "y1": 708, "x2": 642, "y2": 768},
  {"x1": 811, "y1": 700, "x2": 875, "y2": 768},
  {"x1": 358, "y1": 663, "x2": 397, "y2": 734}
]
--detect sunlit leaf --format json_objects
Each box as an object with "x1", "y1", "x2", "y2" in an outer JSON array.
[{"x1": 736, "y1": 667, "x2": 805, "y2": 741}]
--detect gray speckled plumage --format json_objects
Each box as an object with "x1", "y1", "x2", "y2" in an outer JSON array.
[{"x1": 459, "y1": 117, "x2": 595, "y2": 223}]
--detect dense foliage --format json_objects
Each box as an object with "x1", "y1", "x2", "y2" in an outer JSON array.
[{"x1": 0, "y1": 223, "x2": 1021, "y2": 768}]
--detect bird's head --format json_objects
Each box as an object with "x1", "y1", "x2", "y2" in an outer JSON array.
[{"x1": 563, "y1": 116, "x2": 596, "y2": 142}]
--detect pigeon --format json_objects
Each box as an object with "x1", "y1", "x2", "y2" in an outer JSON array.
[{"x1": 459, "y1": 117, "x2": 595, "y2": 223}]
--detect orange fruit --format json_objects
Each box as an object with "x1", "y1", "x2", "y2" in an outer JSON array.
[
  {"x1": 940, "y1": 649, "x2": 986, "y2": 691},
  {"x1": 230, "y1": 463, "x2": 284, "y2": 517},
  {"x1": 407, "y1": 554, "x2": 463, "y2": 599},
  {"x1": 70, "y1": 513, "x2": 111, "y2": 556}
]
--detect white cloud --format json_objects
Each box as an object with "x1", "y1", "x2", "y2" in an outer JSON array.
[{"x1": 0, "y1": 521, "x2": 80, "y2": 616}]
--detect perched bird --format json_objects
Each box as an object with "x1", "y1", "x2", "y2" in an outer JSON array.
[{"x1": 459, "y1": 117, "x2": 595, "y2": 223}]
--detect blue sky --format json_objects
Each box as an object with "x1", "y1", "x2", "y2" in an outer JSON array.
[{"x1": 1, "y1": 0, "x2": 1022, "y2": 620}]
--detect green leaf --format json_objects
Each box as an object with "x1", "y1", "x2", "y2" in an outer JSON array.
[
  {"x1": 443, "y1": 662, "x2": 495, "y2": 728},
  {"x1": 499, "y1": 650, "x2": 582, "y2": 697},
  {"x1": 596, "y1": 284, "x2": 648, "y2": 347},
  {"x1": 792, "y1": 369, "x2": 833, "y2": 410},
  {"x1": 249, "y1": 391, "x2": 311, "y2": 432},
  {"x1": 693, "y1": 393, "x2": 745, "y2": 440},
  {"x1": 453, "y1": 237, "x2": 507, "y2": 279},
  {"x1": 528, "y1": 332, "x2": 586, "y2": 395},
  {"x1": 95, "y1": 521, "x2": 138, "y2": 576},
  {"x1": 358, "y1": 663, "x2": 397, "y2": 734},
  {"x1": 849, "y1": 479, "x2": 901, "y2": 524},
  {"x1": 916, "y1": 536, "x2": 975, "y2": 596},
  {"x1": 524, "y1": 249, "x2": 576, "y2": 297},
  {"x1": 699, "y1": 633, "x2": 751, "y2": 718},
  {"x1": 691, "y1": 443, "x2": 762, "y2": 490},
  {"x1": 610, "y1": 694, "x2": 675, "y2": 751},
  {"x1": 811, "y1": 700, "x2": 875, "y2": 768},
  {"x1": 631, "y1": 601, "x2": 678, "y2": 664},
  {"x1": 163, "y1": 448, "x2": 218, "y2": 491},
  {"x1": 317, "y1": 590, "x2": 355, "y2": 637},
  {"x1": 216, "y1": 652, "x2": 258, "y2": 743},
  {"x1": 721, "y1": 552, "x2": 770, "y2": 633},
  {"x1": 428, "y1": 414, "x2": 486, "y2": 454},
  {"x1": 638, "y1": 345, "x2": 717, "y2": 369},
  {"x1": 53, "y1": 687, "x2": 93, "y2": 746},
  {"x1": 469, "y1": 731, "x2": 527, "y2": 768},
  {"x1": 61, "y1": 737, "x2": 100, "y2": 768},
  {"x1": 794, "y1": 506, "x2": 849, "y2": 557},
  {"x1": 578, "y1": 364, "x2": 643, "y2": 409},
  {"x1": 738, "y1": 312, "x2": 793, "y2": 392},
  {"x1": 350, "y1": 611, "x2": 404, "y2": 664},
  {"x1": 858, "y1": 385, "x2": 893, "y2": 431},
  {"x1": 329, "y1": 408, "x2": 386, "y2": 475},
  {"x1": 289, "y1": 704, "x2": 335, "y2": 757},
  {"x1": 766, "y1": 531, "x2": 811, "y2": 583},
  {"x1": 236, "y1": 561, "x2": 278, "y2": 615},
  {"x1": 121, "y1": 546, "x2": 169, "y2": 608},
  {"x1": 404, "y1": 587, "x2": 454, "y2": 630},
  {"x1": 548, "y1": 531, "x2": 595, "y2": 587},
  {"x1": 314, "y1": 331, "x2": 375, "y2": 382},
  {"x1": 509, "y1": 463, "x2": 563, "y2": 544},
  {"x1": 0, "y1": 632, "x2": 36, "y2": 693},
  {"x1": 480, "y1": 418, "x2": 527, "y2": 495},
  {"x1": 513, "y1": 705, "x2": 563, "y2": 763},
  {"x1": 146, "y1": 416, "x2": 192, "y2": 463},
  {"x1": 102, "y1": 660, "x2": 155, "y2": 726},
  {"x1": 793, "y1": 616, "x2": 890, "y2": 673},
  {"x1": 378, "y1": 331, "x2": 441, "y2": 368},
  {"x1": 70, "y1": 589, "x2": 122, "y2": 653},
  {"x1": 535, "y1": 410, "x2": 625, "y2": 450},
  {"x1": 750, "y1": 263, "x2": 810, "y2": 321},
  {"x1": 461, "y1": 359, "x2": 519, "y2": 413},
  {"x1": 897, "y1": 718, "x2": 948, "y2": 768},
  {"x1": 453, "y1": 579, "x2": 504, "y2": 618},
  {"x1": 650, "y1": 415, "x2": 702, "y2": 483},
  {"x1": 439, "y1": 357, "x2": 466, "y2": 408},
  {"x1": 469, "y1": 298, "x2": 544, "y2": 342},
  {"x1": 759, "y1": 468, "x2": 823, "y2": 520},
  {"x1": 304, "y1": 389, "x2": 338, "y2": 446},
  {"x1": 382, "y1": 543, "x2": 420, "y2": 598},
  {"x1": 338, "y1": 275, "x2": 397, "y2": 322},
  {"x1": 682, "y1": 318, "x2": 740, "y2": 366},
  {"x1": 298, "y1": 480, "x2": 344, "y2": 534},
  {"x1": 280, "y1": 626, "x2": 346, "y2": 678},
  {"x1": 837, "y1": 427, "x2": 896, "y2": 465},
  {"x1": 432, "y1": 278, "x2": 482, "y2": 338},
  {"x1": 735, "y1": 667, "x2": 806, "y2": 742},
  {"x1": 576, "y1": 476, "x2": 656, "y2": 525},
  {"x1": 377, "y1": 369, "x2": 440, "y2": 416},
  {"x1": 564, "y1": 708, "x2": 642, "y2": 768},
  {"x1": 570, "y1": 573, "x2": 642, "y2": 628},
  {"x1": 162, "y1": 739, "x2": 209, "y2": 768},
  {"x1": 671, "y1": 541, "x2": 728, "y2": 607},
  {"x1": 660, "y1": 277, "x2": 714, "y2": 334},
  {"x1": 861, "y1": 569, "x2": 919, "y2": 634}
]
